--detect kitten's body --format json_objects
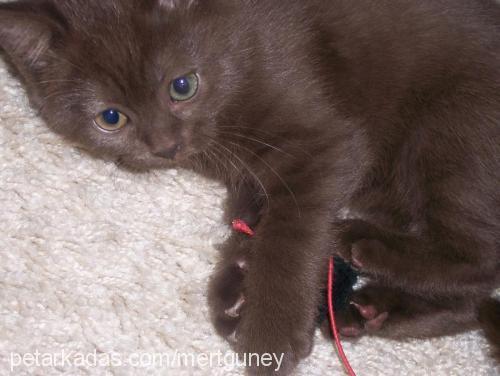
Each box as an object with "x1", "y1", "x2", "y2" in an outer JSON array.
[{"x1": 0, "y1": 0, "x2": 499, "y2": 374}]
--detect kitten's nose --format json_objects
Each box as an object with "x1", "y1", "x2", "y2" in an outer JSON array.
[{"x1": 153, "y1": 142, "x2": 182, "y2": 160}]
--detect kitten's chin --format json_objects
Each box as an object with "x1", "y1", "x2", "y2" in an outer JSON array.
[
  {"x1": 116, "y1": 150, "x2": 203, "y2": 173},
  {"x1": 116, "y1": 155, "x2": 177, "y2": 173}
]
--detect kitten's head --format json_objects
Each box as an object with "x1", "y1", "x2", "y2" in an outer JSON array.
[{"x1": 0, "y1": 0, "x2": 254, "y2": 171}]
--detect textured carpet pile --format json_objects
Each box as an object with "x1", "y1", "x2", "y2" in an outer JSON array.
[{"x1": 0, "y1": 57, "x2": 499, "y2": 375}]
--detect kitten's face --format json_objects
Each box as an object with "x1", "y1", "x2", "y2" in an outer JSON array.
[{"x1": 0, "y1": 0, "x2": 249, "y2": 171}]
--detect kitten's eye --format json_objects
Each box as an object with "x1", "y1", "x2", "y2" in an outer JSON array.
[
  {"x1": 94, "y1": 109, "x2": 128, "y2": 132},
  {"x1": 170, "y1": 73, "x2": 199, "y2": 102}
]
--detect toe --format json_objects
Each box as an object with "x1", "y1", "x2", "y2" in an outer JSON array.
[
  {"x1": 340, "y1": 325, "x2": 363, "y2": 337},
  {"x1": 225, "y1": 295, "x2": 245, "y2": 318},
  {"x1": 227, "y1": 330, "x2": 238, "y2": 345},
  {"x1": 365, "y1": 312, "x2": 389, "y2": 332}
]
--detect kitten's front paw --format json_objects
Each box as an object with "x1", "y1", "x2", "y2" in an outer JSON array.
[
  {"x1": 232, "y1": 299, "x2": 314, "y2": 375},
  {"x1": 208, "y1": 259, "x2": 248, "y2": 340},
  {"x1": 209, "y1": 260, "x2": 314, "y2": 375}
]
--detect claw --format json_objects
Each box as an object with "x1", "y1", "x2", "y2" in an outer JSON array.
[
  {"x1": 227, "y1": 331, "x2": 238, "y2": 344},
  {"x1": 350, "y1": 245, "x2": 364, "y2": 268},
  {"x1": 351, "y1": 302, "x2": 378, "y2": 320},
  {"x1": 236, "y1": 259, "x2": 248, "y2": 271},
  {"x1": 225, "y1": 295, "x2": 245, "y2": 318}
]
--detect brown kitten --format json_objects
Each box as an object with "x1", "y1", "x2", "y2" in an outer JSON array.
[{"x1": 0, "y1": 0, "x2": 499, "y2": 374}]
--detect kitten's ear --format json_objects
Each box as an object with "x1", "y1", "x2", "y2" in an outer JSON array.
[{"x1": 0, "y1": 2, "x2": 65, "y2": 78}]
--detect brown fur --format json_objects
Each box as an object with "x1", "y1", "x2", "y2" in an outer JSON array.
[
  {"x1": 479, "y1": 299, "x2": 500, "y2": 362},
  {"x1": 0, "y1": 1, "x2": 499, "y2": 374}
]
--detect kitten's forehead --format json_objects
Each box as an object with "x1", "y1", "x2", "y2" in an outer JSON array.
[
  {"x1": 53, "y1": 0, "x2": 192, "y2": 24},
  {"x1": 54, "y1": 0, "x2": 155, "y2": 30},
  {"x1": 55, "y1": 0, "x2": 199, "y2": 54},
  {"x1": 55, "y1": 0, "x2": 189, "y2": 87}
]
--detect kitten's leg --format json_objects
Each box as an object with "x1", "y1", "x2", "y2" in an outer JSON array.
[
  {"x1": 334, "y1": 219, "x2": 497, "y2": 297},
  {"x1": 231, "y1": 209, "x2": 331, "y2": 375},
  {"x1": 210, "y1": 192, "x2": 334, "y2": 375},
  {"x1": 329, "y1": 283, "x2": 479, "y2": 339},
  {"x1": 209, "y1": 184, "x2": 264, "y2": 340}
]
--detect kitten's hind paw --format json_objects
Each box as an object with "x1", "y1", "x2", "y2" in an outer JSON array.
[{"x1": 326, "y1": 289, "x2": 389, "y2": 339}]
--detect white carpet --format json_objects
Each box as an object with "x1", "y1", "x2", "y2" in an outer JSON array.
[{"x1": 0, "y1": 58, "x2": 499, "y2": 376}]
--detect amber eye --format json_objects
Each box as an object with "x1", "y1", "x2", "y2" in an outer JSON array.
[{"x1": 94, "y1": 109, "x2": 128, "y2": 132}]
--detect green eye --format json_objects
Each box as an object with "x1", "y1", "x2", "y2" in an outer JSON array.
[{"x1": 170, "y1": 73, "x2": 199, "y2": 102}]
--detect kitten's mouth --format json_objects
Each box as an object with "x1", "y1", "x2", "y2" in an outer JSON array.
[
  {"x1": 116, "y1": 147, "x2": 199, "y2": 172},
  {"x1": 116, "y1": 155, "x2": 176, "y2": 172}
]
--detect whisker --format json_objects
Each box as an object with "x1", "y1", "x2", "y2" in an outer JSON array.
[
  {"x1": 226, "y1": 140, "x2": 301, "y2": 218},
  {"x1": 218, "y1": 125, "x2": 281, "y2": 139},
  {"x1": 206, "y1": 136, "x2": 270, "y2": 210},
  {"x1": 193, "y1": 139, "x2": 227, "y2": 179},
  {"x1": 189, "y1": 154, "x2": 203, "y2": 174},
  {"x1": 204, "y1": 148, "x2": 226, "y2": 179},
  {"x1": 209, "y1": 146, "x2": 250, "y2": 201},
  {"x1": 218, "y1": 125, "x2": 312, "y2": 158},
  {"x1": 211, "y1": 141, "x2": 245, "y2": 183},
  {"x1": 216, "y1": 130, "x2": 295, "y2": 158},
  {"x1": 37, "y1": 79, "x2": 85, "y2": 85}
]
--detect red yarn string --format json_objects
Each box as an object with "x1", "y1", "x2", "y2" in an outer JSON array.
[
  {"x1": 232, "y1": 219, "x2": 255, "y2": 237},
  {"x1": 231, "y1": 219, "x2": 356, "y2": 375},
  {"x1": 328, "y1": 257, "x2": 357, "y2": 376}
]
